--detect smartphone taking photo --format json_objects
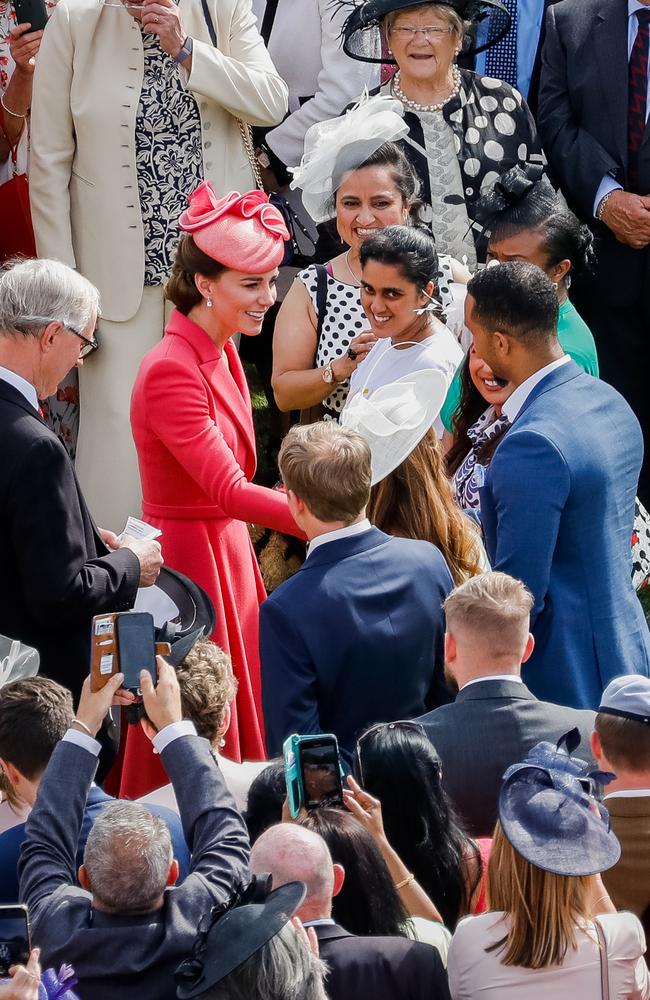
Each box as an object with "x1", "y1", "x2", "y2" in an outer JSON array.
[
  {"x1": 0, "y1": 905, "x2": 30, "y2": 977},
  {"x1": 283, "y1": 734, "x2": 344, "y2": 817}
]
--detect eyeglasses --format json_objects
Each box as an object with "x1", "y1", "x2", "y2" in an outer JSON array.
[
  {"x1": 355, "y1": 720, "x2": 429, "y2": 786},
  {"x1": 390, "y1": 25, "x2": 454, "y2": 40},
  {"x1": 66, "y1": 324, "x2": 99, "y2": 358}
]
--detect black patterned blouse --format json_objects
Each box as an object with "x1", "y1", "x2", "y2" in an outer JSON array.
[
  {"x1": 380, "y1": 69, "x2": 546, "y2": 263},
  {"x1": 135, "y1": 29, "x2": 204, "y2": 285}
]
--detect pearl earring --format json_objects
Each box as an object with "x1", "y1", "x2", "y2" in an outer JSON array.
[
  {"x1": 219, "y1": 737, "x2": 226, "y2": 748},
  {"x1": 207, "y1": 296, "x2": 213, "y2": 308},
  {"x1": 551, "y1": 282, "x2": 559, "y2": 291}
]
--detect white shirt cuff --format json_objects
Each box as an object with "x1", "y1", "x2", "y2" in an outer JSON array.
[
  {"x1": 63, "y1": 728, "x2": 102, "y2": 756},
  {"x1": 594, "y1": 175, "x2": 623, "y2": 217},
  {"x1": 153, "y1": 719, "x2": 197, "y2": 754}
]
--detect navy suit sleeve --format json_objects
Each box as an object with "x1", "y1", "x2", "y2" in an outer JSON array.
[
  {"x1": 161, "y1": 735, "x2": 250, "y2": 904},
  {"x1": 260, "y1": 596, "x2": 322, "y2": 756},
  {"x1": 9, "y1": 436, "x2": 139, "y2": 626},
  {"x1": 485, "y1": 430, "x2": 570, "y2": 626},
  {"x1": 537, "y1": 5, "x2": 622, "y2": 216},
  {"x1": 18, "y1": 742, "x2": 96, "y2": 918}
]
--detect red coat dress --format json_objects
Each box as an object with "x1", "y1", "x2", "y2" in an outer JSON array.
[{"x1": 123, "y1": 309, "x2": 299, "y2": 796}]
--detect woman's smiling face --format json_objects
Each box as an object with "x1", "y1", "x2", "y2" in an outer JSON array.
[
  {"x1": 468, "y1": 343, "x2": 513, "y2": 412},
  {"x1": 360, "y1": 258, "x2": 431, "y2": 342},
  {"x1": 335, "y1": 165, "x2": 409, "y2": 254}
]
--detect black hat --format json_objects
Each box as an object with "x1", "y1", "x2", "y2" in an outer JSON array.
[
  {"x1": 341, "y1": 0, "x2": 512, "y2": 64},
  {"x1": 175, "y1": 881, "x2": 306, "y2": 999}
]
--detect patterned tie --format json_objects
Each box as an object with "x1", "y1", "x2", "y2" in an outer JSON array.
[
  {"x1": 628, "y1": 8, "x2": 650, "y2": 193},
  {"x1": 485, "y1": 0, "x2": 518, "y2": 88}
]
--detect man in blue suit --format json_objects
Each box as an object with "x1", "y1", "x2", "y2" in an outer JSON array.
[
  {"x1": 466, "y1": 261, "x2": 650, "y2": 710},
  {"x1": 260, "y1": 422, "x2": 454, "y2": 758}
]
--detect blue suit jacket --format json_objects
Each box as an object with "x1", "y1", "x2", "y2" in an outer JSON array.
[
  {"x1": 260, "y1": 527, "x2": 454, "y2": 756},
  {"x1": 480, "y1": 361, "x2": 650, "y2": 709},
  {"x1": 0, "y1": 787, "x2": 190, "y2": 905}
]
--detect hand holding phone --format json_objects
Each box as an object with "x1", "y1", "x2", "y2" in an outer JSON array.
[
  {"x1": 140, "y1": 657, "x2": 182, "y2": 732},
  {"x1": 75, "y1": 673, "x2": 131, "y2": 738},
  {"x1": 10, "y1": 0, "x2": 48, "y2": 34},
  {"x1": 0, "y1": 906, "x2": 30, "y2": 979},
  {"x1": 283, "y1": 734, "x2": 344, "y2": 818}
]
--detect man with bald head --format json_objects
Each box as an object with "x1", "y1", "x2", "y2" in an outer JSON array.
[{"x1": 250, "y1": 824, "x2": 451, "y2": 1000}]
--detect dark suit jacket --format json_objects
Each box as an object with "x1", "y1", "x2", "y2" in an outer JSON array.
[
  {"x1": 538, "y1": 0, "x2": 650, "y2": 305},
  {"x1": 313, "y1": 923, "x2": 451, "y2": 1000},
  {"x1": 260, "y1": 527, "x2": 454, "y2": 757},
  {"x1": 603, "y1": 795, "x2": 650, "y2": 919},
  {"x1": 416, "y1": 679, "x2": 596, "y2": 836},
  {"x1": 0, "y1": 380, "x2": 140, "y2": 696},
  {"x1": 480, "y1": 362, "x2": 650, "y2": 710},
  {"x1": 18, "y1": 735, "x2": 250, "y2": 1000},
  {"x1": 0, "y1": 786, "x2": 190, "y2": 905}
]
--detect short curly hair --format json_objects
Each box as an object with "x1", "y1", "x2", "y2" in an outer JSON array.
[{"x1": 176, "y1": 640, "x2": 238, "y2": 745}]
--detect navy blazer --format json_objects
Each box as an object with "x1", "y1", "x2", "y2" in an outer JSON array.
[
  {"x1": 0, "y1": 381, "x2": 139, "y2": 697},
  {"x1": 480, "y1": 361, "x2": 650, "y2": 709},
  {"x1": 0, "y1": 786, "x2": 190, "y2": 905},
  {"x1": 18, "y1": 736, "x2": 249, "y2": 1000},
  {"x1": 313, "y1": 923, "x2": 451, "y2": 1000},
  {"x1": 260, "y1": 527, "x2": 454, "y2": 757}
]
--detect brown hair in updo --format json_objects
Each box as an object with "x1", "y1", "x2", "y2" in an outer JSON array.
[{"x1": 165, "y1": 233, "x2": 227, "y2": 315}]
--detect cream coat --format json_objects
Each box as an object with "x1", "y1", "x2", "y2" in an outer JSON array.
[{"x1": 29, "y1": 0, "x2": 288, "y2": 321}]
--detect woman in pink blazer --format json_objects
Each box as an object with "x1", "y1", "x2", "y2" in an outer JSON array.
[{"x1": 127, "y1": 184, "x2": 301, "y2": 792}]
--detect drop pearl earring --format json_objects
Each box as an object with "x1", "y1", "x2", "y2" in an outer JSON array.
[{"x1": 207, "y1": 296, "x2": 213, "y2": 308}]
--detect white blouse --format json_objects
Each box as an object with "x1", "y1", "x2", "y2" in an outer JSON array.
[{"x1": 448, "y1": 911, "x2": 650, "y2": 1000}]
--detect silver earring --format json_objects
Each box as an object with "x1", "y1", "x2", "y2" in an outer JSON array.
[
  {"x1": 207, "y1": 296, "x2": 213, "y2": 308},
  {"x1": 219, "y1": 737, "x2": 226, "y2": 748},
  {"x1": 551, "y1": 282, "x2": 559, "y2": 291}
]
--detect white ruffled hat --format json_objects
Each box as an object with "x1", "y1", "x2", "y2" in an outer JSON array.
[
  {"x1": 289, "y1": 92, "x2": 409, "y2": 224},
  {"x1": 340, "y1": 369, "x2": 448, "y2": 485}
]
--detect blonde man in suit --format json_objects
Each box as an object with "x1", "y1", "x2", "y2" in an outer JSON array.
[
  {"x1": 29, "y1": 0, "x2": 288, "y2": 528},
  {"x1": 593, "y1": 674, "x2": 650, "y2": 920}
]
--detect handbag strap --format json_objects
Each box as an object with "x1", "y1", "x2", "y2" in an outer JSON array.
[
  {"x1": 0, "y1": 106, "x2": 22, "y2": 177},
  {"x1": 260, "y1": 0, "x2": 281, "y2": 44},
  {"x1": 198, "y1": 0, "x2": 264, "y2": 191},
  {"x1": 594, "y1": 919, "x2": 610, "y2": 1000},
  {"x1": 314, "y1": 263, "x2": 328, "y2": 345}
]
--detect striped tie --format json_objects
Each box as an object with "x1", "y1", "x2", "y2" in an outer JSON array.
[{"x1": 628, "y1": 8, "x2": 650, "y2": 193}]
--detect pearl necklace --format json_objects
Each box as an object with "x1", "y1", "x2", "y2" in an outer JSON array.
[{"x1": 391, "y1": 65, "x2": 461, "y2": 113}]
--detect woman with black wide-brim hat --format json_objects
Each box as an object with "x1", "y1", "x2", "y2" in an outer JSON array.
[{"x1": 341, "y1": 0, "x2": 546, "y2": 266}]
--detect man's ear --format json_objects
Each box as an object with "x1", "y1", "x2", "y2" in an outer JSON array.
[
  {"x1": 521, "y1": 633, "x2": 535, "y2": 664},
  {"x1": 492, "y1": 330, "x2": 510, "y2": 356},
  {"x1": 332, "y1": 863, "x2": 345, "y2": 898},
  {"x1": 590, "y1": 729, "x2": 603, "y2": 763},
  {"x1": 444, "y1": 631, "x2": 456, "y2": 664},
  {"x1": 219, "y1": 703, "x2": 232, "y2": 742},
  {"x1": 167, "y1": 859, "x2": 180, "y2": 888},
  {"x1": 78, "y1": 864, "x2": 91, "y2": 892},
  {"x1": 0, "y1": 760, "x2": 23, "y2": 789},
  {"x1": 39, "y1": 321, "x2": 62, "y2": 355}
]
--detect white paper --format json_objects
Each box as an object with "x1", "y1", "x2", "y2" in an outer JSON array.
[
  {"x1": 118, "y1": 516, "x2": 162, "y2": 542},
  {"x1": 134, "y1": 586, "x2": 180, "y2": 628}
]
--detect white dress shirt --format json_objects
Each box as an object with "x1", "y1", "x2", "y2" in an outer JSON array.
[
  {"x1": 63, "y1": 720, "x2": 197, "y2": 757},
  {"x1": 0, "y1": 366, "x2": 39, "y2": 412},
  {"x1": 594, "y1": 0, "x2": 650, "y2": 215},
  {"x1": 461, "y1": 674, "x2": 523, "y2": 691},
  {"x1": 306, "y1": 517, "x2": 372, "y2": 558},
  {"x1": 502, "y1": 355, "x2": 571, "y2": 424}
]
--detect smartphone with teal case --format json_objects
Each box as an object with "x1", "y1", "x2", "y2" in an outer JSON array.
[{"x1": 283, "y1": 733, "x2": 344, "y2": 818}]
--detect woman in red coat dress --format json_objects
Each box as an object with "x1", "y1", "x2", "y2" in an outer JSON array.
[{"x1": 124, "y1": 185, "x2": 302, "y2": 795}]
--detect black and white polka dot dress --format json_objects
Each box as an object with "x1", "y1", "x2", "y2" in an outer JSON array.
[{"x1": 298, "y1": 257, "x2": 456, "y2": 420}]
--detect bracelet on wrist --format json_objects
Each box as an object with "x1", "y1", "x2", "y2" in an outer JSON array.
[
  {"x1": 0, "y1": 95, "x2": 29, "y2": 120},
  {"x1": 394, "y1": 873, "x2": 415, "y2": 891},
  {"x1": 596, "y1": 190, "x2": 616, "y2": 221},
  {"x1": 72, "y1": 717, "x2": 95, "y2": 738}
]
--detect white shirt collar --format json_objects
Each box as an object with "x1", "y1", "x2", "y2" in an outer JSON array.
[
  {"x1": 302, "y1": 918, "x2": 336, "y2": 927},
  {"x1": 0, "y1": 366, "x2": 39, "y2": 411},
  {"x1": 502, "y1": 355, "x2": 571, "y2": 424},
  {"x1": 605, "y1": 788, "x2": 650, "y2": 799},
  {"x1": 306, "y1": 518, "x2": 372, "y2": 557},
  {"x1": 461, "y1": 674, "x2": 523, "y2": 691},
  {"x1": 629, "y1": 0, "x2": 649, "y2": 16}
]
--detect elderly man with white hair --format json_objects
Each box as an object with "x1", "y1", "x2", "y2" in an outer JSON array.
[
  {"x1": 250, "y1": 824, "x2": 452, "y2": 1000},
  {"x1": 0, "y1": 257, "x2": 162, "y2": 705},
  {"x1": 19, "y1": 658, "x2": 250, "y2": 1000}
]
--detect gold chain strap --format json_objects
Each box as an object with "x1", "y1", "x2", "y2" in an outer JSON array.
[{"x1": 237, "y1": 118, "x2": 264, "y2": 191}]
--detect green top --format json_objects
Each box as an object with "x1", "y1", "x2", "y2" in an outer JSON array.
[{"x1": 440, "y1": 298, "x2": 600, "y2": 432}]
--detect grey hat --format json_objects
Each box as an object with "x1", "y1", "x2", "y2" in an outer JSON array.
[{"x1": 598, "y1": 674, "x2": 650, "y2": 724}]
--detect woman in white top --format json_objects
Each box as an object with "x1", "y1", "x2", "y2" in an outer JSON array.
[
  {"x1": 346, "y1": 224, "x2": 463, "y2": 436},
  {"x1": 138, "y1": 637, "x2": 266, "y2": 814},
  {"x1": 447, "y1": 732, "x2": 650, "y2": 1000}
]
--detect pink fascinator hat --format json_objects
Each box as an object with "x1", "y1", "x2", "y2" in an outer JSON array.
[{"x1": 179, "y1": 183, "x2": 289, "y2": 272}]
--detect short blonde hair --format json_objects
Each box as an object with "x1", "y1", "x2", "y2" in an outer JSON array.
[
  {"x1": 176, "y1": 639, "x2": 238, "y2": 745},
  {"x1": 487, "y1": 822, "x2": 591, "y2": 968},
  {"x1": 443, "y1": 572, "x2": 532, "y2": 656},
  {"x1": 386, "y1": 3, "x2": 468, "y2": 40},
  {"x1": 279, "y1": 422, "x2": 371, "y2": 523}
]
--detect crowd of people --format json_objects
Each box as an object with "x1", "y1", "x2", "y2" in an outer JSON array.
[{"x1": 1, "y1": 0, "x2": 650, "y2": 995}]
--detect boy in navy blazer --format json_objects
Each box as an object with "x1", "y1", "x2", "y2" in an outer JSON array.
[
  {"x1": 466, "y1": 262, "x2": 650, "y2": 710},
  {"x1": 260, "y1": 422, "x2": 453, "y2": 757}
]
